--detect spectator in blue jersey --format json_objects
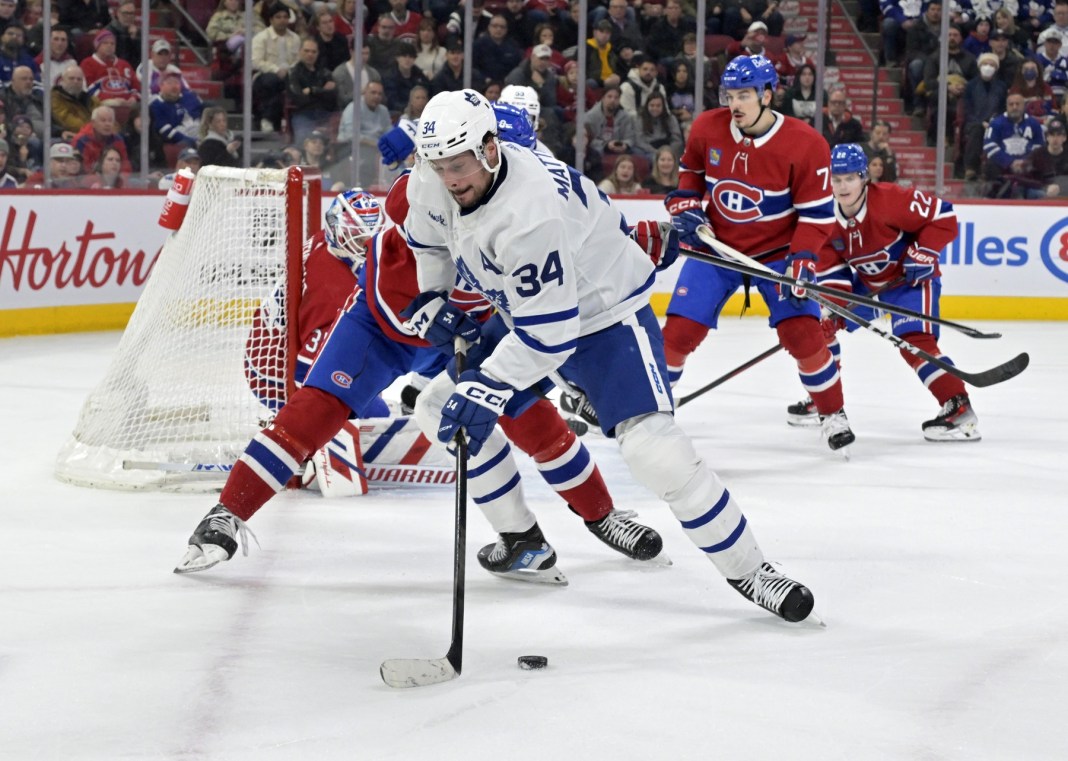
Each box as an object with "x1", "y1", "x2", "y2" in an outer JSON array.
[
  {"x1": 473, "y1": 14, "x2": 523, "y2": 84},
  {"x1": 982, "y1": 91, "x2": 1045, "y2": 197},
  {"x1": 1034, "y1": 28, "x2": 1068, "y2": 103},
  {"x1": 0, "y1": 25, "x2": 40, "y2": 84},
  {"x1": 962, "y1": 15, "x2": 991, "y2": 58},
  {"x1": 150, "y1": 70, "x2": 203, "y2": 147}
]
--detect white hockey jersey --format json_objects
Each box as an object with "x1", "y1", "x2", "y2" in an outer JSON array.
[{"x1": 405, "y1": 142, "x2": 656, "y2": 390}]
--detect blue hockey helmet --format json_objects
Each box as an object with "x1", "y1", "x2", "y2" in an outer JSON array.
[
  {"x1": 720, "y1": 54, "x2": 779, "y2": 93},
  {"x1": 324, "y1": 189, "x2": 385, "y2": 264},
  {"x1": 830, "y1": 143, "x2": 869, "y2": 177},
  {"x1": 493, "y1": 102, "x2": 537, "y2": 149}
]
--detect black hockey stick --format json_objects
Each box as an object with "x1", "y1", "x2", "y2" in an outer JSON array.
[
  {"x1": 675, "y1": 277, "x2": 907, "y2": 407},
  {"x1": 694, "y1": 229, "x2": 1029, "y2": 388},
  {"x1": 684, "y1": 232, "x2": 1002, "y2": 340},
  {"x1": 380, "y1": 341, "x2": 469, "y2": 688},
  {"x1": 676, "y1": 344, "x2": 784, "y2": 407}
]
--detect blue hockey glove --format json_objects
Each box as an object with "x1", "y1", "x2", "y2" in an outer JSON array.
[
  {"x1": 664, "y1": 189, "x2": 710, "y2": 251},
  {"x1": 901, "y1": 245, "x2": 938, "y2": 286},
  {"x1": 782, "y1": 251, "x2": 818, "y2": 307},
  {"x1": 378, "y1": 124, "x2": 416, "y2": 166},
  {"x1": 438, "y1": 369, "x2": 514, "y2": 456},
  {"x1": 401, "y1": 291, "x2": 482, "y2": 348},
  {"x1": 630, "y1": 220, "x2": 679, "y2": 270}
]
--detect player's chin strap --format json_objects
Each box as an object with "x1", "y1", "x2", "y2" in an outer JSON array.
[{"x1": 741, "y1": 90, "x2": 774, "y2": 135}]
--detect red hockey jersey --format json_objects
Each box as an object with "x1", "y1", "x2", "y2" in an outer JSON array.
[
  {"x1": 678, "y1": 109, "x2": 836, "y2": 261},
  {"x1": 818, "y1": 183, "x2": 957, "y2": 291}
]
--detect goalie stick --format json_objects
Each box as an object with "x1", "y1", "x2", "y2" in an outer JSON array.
[
  {"x1": 380, "y1": 340, "x2": 470, "y2": 688},
  {"x1": 693, "y1": 228, "x2": 1029, "y2": 389},
  {"x1": 686, "y1": 231, "x2": 1002, "y2": 340},
  {"x1": 675, "y1": 278, "x2": 906, "y2": 407}
]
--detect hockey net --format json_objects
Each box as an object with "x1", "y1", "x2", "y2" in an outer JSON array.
[{"x1": 55, "y1": 166, "x2": 321, "y2": 492}]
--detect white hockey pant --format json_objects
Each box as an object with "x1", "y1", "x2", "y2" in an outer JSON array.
[
  {"x1": 616, "y1": 412, "x2": 763, "y2": 579},
  {"x1": 413, "y1": 370, "x2": 535, "y2": 534}
]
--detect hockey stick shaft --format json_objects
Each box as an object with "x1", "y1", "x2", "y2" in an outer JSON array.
[
  {"x1": 380, "y1": 339, "x2": 468, "y2": 688},
  {"x1": 674, "y1": 278, "x2": 906, "y2": 407},
  {"x1": 695, "y1": 229, "x2": 1028, "y2": 388},
  {"x1": 686, "y1": 230, "x2": 1001, "y2": 340},
  {"x1": 676, "y1": 344, "x2": 783, "y2": 407}
]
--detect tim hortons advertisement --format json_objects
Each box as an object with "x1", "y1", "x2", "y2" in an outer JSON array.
[{"x1": 0, "y1": 193, "x2": 168, "y2": 310}]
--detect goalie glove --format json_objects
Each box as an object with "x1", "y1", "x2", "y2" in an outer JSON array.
[
  {"x1": 630, "y1": 220, "x2": 680, "y2": 270},
  {"x1": 439, "y1": 370, "x2": 514, "y2": 456},
  {"x1": 782, "y1": 251, "x2": 817, "y2": 307},
  {"x1": 664, "y1": 189, "x2": 710, "y2": 251},
  {"x1": 901, "y1": 245, "x2": 939, "y2": 286},
  {"x1": 401, "y1": 291, "x2": 482, "y2": 348}
]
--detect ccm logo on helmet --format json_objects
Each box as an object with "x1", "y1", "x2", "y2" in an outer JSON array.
[{"x1": 712, "y1": 180, "x2": 764, "y2": 223}]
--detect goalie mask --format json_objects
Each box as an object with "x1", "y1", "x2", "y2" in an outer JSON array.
[
  {"x1": 415, "y1": 89, "x2": 501, "y2": 174},
  {"x1": 324, "y1": 189, "x2": 385, "y2": 266}
]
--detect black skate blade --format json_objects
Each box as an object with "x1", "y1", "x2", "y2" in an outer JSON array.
[
  {"x1": 380, "y1": 656, "x2": 458, "y2": 688},
  {"x1": 486, "y1": 566, "x2": 569, "y2": 586}
]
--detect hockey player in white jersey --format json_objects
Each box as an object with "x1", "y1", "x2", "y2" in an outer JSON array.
[{"x1": 401, "y1": 88, "x2": 817, "y2": 623}]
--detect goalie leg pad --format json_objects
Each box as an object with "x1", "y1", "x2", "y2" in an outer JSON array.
[
  {"x1": 221, "y1": 387, "x2": 351, "y2": 520},
  {"x1": 616, "y1": 412, "x2": 763, "y2": 579},
  {"x1": 500, "y1": 399, "x2": 613, "y2": 522},
  {"x1": 778, "y1": 317, "x2": 845, "y2": 417},
  {"x1": 414, "y1": 371, "x2": 536, "y2": 534},
  {"x1": 310, "y1": 420, "x2": 369, "y2": 497}
]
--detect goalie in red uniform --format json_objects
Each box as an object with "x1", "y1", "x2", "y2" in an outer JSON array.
[
  {"x1": 175, "y1": 180, "x2": 667, "y2": 579},
  {"x1": 789, "y1": 144, "x2": 980, "y2": 442},
  {"x1": 661, "y1": 54, "x2": 854, "y2": 454}
]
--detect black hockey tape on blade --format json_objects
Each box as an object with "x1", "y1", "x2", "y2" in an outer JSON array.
[{"x1": 517, "y1": 655, "x2": 548, "y2": 670}]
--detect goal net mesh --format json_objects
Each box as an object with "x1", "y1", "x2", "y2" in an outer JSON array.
[{"x1": 55, "y1": 167, "x2": 314, "y2": 491}]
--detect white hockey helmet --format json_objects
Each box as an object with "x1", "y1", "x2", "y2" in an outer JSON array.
[
  {"x1": 499, "y1": 84, "x2": 541, "y2": 126},
  {"x1": 324, "y1": 188, "x2": 385, "y2": 265},
  {"x1": 415, "y1": 89, "x2": 500, "y2": 173}
]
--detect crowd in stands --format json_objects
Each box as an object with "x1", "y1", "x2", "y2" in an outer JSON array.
[{"x1": 0, "y1": 0, "x2": 1066, "y2": 197}]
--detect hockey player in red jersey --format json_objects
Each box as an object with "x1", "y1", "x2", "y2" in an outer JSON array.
[
  {"x1": 174, "y1": 180, "x2": 665, "y2": 578},
  {"x1": 790, "y1": 143, "x2": 980, "y2": 441},
  {"x1": 662, "y1": 54, "x2": 855, "y2": 453}
]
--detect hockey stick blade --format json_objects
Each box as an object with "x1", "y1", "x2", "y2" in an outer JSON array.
[
  {"x1": 696, "y1": 229, "x2": 1029, "y2": 389},
  {"x1": 689, "y1": 228, "x2": 1002, "y2": 340},
  {"x1": 380, "y1": 656, "x2": 459, "y2": 688}
]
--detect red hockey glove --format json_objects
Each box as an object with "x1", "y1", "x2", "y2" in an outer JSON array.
[
  {"x1": 782, "y1": 251, "x2": 817, "y2": 307},
  {"x1": 901, "y1": 245, "x2": 938, "y2": 286},
  {"x1": 630, "y1": 220, "x2": 680, "y2": 270},
  {"x1": 820, "y1": 315, "x2": 846, "y2": 341}
]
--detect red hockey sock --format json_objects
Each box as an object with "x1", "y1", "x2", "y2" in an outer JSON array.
[
  {"x1": 221, "y1": 387, "x2": 351, "y2": 521},
  {"x1": 779, "y1": 316, "x2": 845, "y2": 415},
  {"x1": 662, "y1": 315, "x2": 710, "y2": 383},
  {"x1": 898, "y1": 332, "x2": 966, "y2": 404},
  {"x1": 501, "y1": 399, "x2": 613, "y2": 522}
]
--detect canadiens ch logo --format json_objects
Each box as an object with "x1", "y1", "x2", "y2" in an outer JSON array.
[
  {"x1": 851, "y1": 249, "x2": 892, "y2": 276},
  {"x1": 712, "y1": 179, "x2": 764, "y2": 223},
  {"x1": 708, "y1": 148, "x2": 722, "y2": 166},
  {"x1": 332, "y1": 371, "x2": 353, "y2": 388}
]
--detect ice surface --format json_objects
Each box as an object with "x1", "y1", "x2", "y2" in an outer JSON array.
[{"x1": 1, "y1": 319, "x2": 1065, "y2": 760}]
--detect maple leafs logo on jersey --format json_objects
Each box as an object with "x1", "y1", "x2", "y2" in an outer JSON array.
[
  {"x1": 711, "y1": 179, "x2": 765, "y2": 223},
  {"x1": 457, "y1": 255, "x2": 509, "y2": 311}
]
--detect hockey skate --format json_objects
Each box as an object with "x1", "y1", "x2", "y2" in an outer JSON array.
[
  {"x1": 174, "y1": 504, "x2": 256, "y2": 574},
  {"x1": 559, "y1": 390, "x2": 600, "y2": 434},
  {"x1": 820, "y1": 409, "x2": 855, "y2": 455},
  {"x1": 586, "y1": 509, "x2": 670, "y2": 565},
  {"x1": 786, "y1": 396, "x2": 820, "y2": 427},
  {"x1": 477, "y1": 523, "x2": 568, "y2": 585},
  {"x1": 922, "y1": 394, "x2": 981, "y2": 442},
  {"x1": 727, "y1": 562, "x2": 816, "y2": 623}
]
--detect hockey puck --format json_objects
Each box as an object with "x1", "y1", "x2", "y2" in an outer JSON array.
[{"x1": 517, "y1": 655, "x2": 548, "y2": 670}]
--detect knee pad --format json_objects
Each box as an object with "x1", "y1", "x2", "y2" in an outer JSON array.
[{"x1": 776, "y1": 315, "x2": 827, "y2": 362}]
